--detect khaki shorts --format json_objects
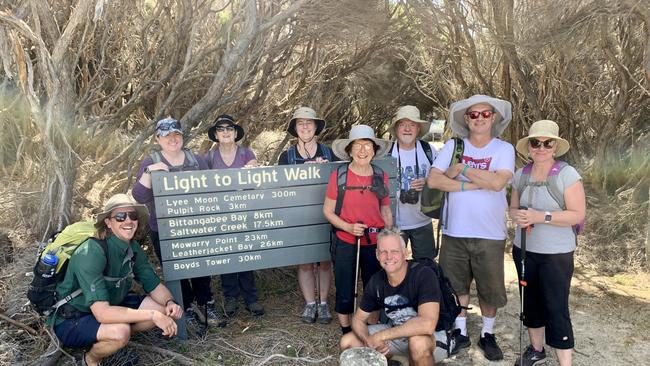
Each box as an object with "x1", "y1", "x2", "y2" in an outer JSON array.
[{"x1": 439, "y1": 235, "x2": 507, "y2": 308}]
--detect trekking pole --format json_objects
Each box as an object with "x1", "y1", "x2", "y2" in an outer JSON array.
[
  {"x1": 353, "y1": 221, "x2": 363, "y2": 310},
  {"x1": 315, "y1": 262, "x2": 321, "y2": 307},
  {"x1": 518, "y1": 206, "x2": 529, "y2": 366}
]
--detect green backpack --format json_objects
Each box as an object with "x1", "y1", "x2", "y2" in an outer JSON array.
[
  {"x1": 420, "y1": 137, "x2": 464, "y2": 219},
  {"x1": 26, "y1": 221, "x2": 133, "y2": 316}
]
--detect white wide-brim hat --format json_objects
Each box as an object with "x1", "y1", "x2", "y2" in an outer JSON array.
[
  {"x1": 449, "y1": 95, "x2": 512, "y2": 138},
  {"x1": 390, "y1": 105, "x2": 431, "y2": 138},
  {"x1": 516, "y1": 120, "x2": 570, "y2": 157},
  {"x1": 331, "y1": 125, "x2": 391, "y2": 160}
]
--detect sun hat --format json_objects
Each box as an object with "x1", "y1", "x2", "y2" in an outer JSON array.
[
  {"x1": 448, "y1": 95, "x2": 512, "y2": 138},
  {"x1": 95, "y1": 194, "x2": 150, "y2": 229},
  {"x1": 331, "y1": 124, "x2": 391, "y2": 160},
  {"x1": 155, "y1": 117, "x2": 183, "y2": 137},
  {"x1": 516, "y1": 119, "x2": 570, "y2": 157},
  {"x1": 286, "y1": 107, "x2": 326, "y2": 138},
  {"x1": 208, "y1": 114, "x2": 245, "y2": 143},
  {"x1": 390, "y1": 105, "x2": 431, "y2": 138}
]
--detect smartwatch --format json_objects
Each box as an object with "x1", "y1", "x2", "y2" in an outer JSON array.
[
  {"x1": 144, "y1": 167, "x2": 152, "y2": 174},
  {"x1": 544, "y1": 211, "x2": 552, "y2": 223}
]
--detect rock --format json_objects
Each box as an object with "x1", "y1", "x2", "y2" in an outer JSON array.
[{"x1": 339, "y1": 347, "x2": 387, "y2": 366}]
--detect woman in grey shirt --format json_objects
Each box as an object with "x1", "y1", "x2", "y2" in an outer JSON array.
[{"x1": 509, "y1": 120, "x2": 586, "y2": 366}]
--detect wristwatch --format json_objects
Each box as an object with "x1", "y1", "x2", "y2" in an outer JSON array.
[
  {"x1": 544, "y1": 211, "x2": 552, "y2": 223},
  {"x1": 144, "y1": 167, "x2": 151, "y2": 174}
]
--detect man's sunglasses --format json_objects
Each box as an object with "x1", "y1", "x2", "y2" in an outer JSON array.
[
  {"x1": 215, "y1": 125, "x2": 235, "y2": 132},
  {"x1": 112, "y1": 211, "x2": 139, "y2": 222},
  {"x1": 529, "y1": 138, "x2": 556, "y2": 149},
  {"x1": 466, "y1": 110, "x2": 494, "y2": 119}
]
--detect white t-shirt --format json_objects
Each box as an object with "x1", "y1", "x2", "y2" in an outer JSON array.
[
  {"x1": 391, "y1": 141, "x2": 436, "y2": 230},
  {"x1": 432, "y1": 138, "x2": 515, "y2": 240}
]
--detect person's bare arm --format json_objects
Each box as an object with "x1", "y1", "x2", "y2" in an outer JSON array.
[
  {"x1": 426, "y1": 168, "x2": 480, "y2": 192},
  {"x1": 371, "y1": 302, "x2": 439, "y2": 342}
]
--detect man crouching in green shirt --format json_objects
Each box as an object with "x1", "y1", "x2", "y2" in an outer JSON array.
[{"x1": 49, "y1": 194, "x2": 182, "y2": 366}]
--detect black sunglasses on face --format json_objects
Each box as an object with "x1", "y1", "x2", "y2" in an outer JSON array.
[
  {"x1": 466, "y1": 110, "x2": 494, "y2": 119},
  {"x1": 215, "y1": 126, "x2": 235, "y2": 132},
  {"x1": 112, "y1": 211, "x2": 139, "y2": 222},
  {"x1": 529, "y1": 138, "x2": 556, "y2": 149}
]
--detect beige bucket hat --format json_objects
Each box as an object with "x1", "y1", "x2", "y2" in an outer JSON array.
[
  {"x1": 286, "y1": 107, "x2": 326, "y2": 137},
  {"x1": 95, "y1": 193, "x2": 150, "y2": 229},
  {"x1": 331, "y1": 125, "x2": 391, "y2": 160},
  {"x1": 516, "y1": 120, "x2": 570, "y2": 157},
  {"x1": 449, "y1": 95, "x2": 512, "y2": 138},
  {"x1": 390, "y1": 105, "x2": 431, "y2": 138}
]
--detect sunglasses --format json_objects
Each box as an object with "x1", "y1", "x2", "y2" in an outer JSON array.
[
  {"x1": 466, "y1": 110, "x2": 494, "y2": 119},
  {"x1": 112, "y1": 211, "x2": 139, "y2": 222},
  {"x1": 156, "y1": 120, "x2": 182, "y2": 131},
  {"x1": 529, "y1": 138, "x2": 556, "y2": 149},
  {"x1": 215, "y1": 125, "x2": 235, "y2": 132}
]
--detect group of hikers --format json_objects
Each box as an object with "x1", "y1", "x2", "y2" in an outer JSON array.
[{"x1": 43, "y1": 94, "x2": 586, "y2": 366}]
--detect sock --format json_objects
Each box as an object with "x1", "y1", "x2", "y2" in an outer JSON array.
[
  {"x1": 319, "y1": 300, "x2": 327, "y2": 305},
  {"x1": 455, "y1": 316, "x2": 467, "y2": 336},
  {"x1": 306, "y1": 301, "x2": 316, "y2": 305},
  {"x1": 341, "y1": 326, "x2": 352, "y2": 334},
  {"x1": 481, "y1": 316, "x2": 495, "y2": 336}
]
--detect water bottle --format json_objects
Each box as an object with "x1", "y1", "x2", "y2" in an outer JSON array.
[{"x1": 38, "y1": 252, "x2": 58, "y2": 279}]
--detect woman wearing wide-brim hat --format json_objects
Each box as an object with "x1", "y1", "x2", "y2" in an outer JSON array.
[
  {"x1": 132, "y1": 117, "x2": 219, "y2": 327},
  {"x1": 324, "y1": 124, "x2": 393, "y2": 333},
  {"x1": 509, "y1": 120, "x2": 585, "y2": 366},
  {"x1": 277, "y1": 106, "x2": 339, "y2": 324},
  {"x1": 204, "y1": 114, "x2": 265, "y2": 318},
  {"x1": 51, "y1": 194, "x2": 182, "y2": 366}
]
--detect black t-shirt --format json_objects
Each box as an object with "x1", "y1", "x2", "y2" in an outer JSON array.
[
  {"x1": 277, "y1": 143, "x2": 339, "y2": 165},
  {"x1": 360, "y1": 263, "x2": 441, "y2": 326}
]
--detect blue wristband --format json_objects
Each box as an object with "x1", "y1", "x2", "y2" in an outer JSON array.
[
  {"x1": 461, "y1": 181, "x2": 465, "y2": 192},
  {"x1": 461, "y1": 164, "x2": 469, "y2": 176}
]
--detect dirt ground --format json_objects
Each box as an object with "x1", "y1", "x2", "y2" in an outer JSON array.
[{"x1": 1, "y1": 236, "x2": 649, "y2": 365}]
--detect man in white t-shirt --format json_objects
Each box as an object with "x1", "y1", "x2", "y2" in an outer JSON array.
[
  {"x1": 426, "y1": 95, "x2": 515, "y2": 361},
  {"x1": 388, "y1": 106, "x2": 437, "y2": 260}
]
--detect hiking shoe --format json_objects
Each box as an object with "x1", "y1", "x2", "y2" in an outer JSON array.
[
  {"x1": 185, "y1": 307, "x2": 199, "y2": 327},
  {"x1": 450, "y1": 329, "x2": 471, "y2": 355},
  {"x1": 301, "y1": 303, "x2": 317, "y2": 323},
  {"x1": 317, "y1": 303, "x2": 332, "y2": 324},
  {"x1": 478, "y1": 333, "x2": 504, "y2": 361},
  {"x1": 245, "y1": 302, "x2": 265, "y2": 316},
  {"x1": 223, "y1": 297, "x2": 239, "y2": 317},
  {"x1": 100, "y1": 347, "x2": 139, "y2": 366},
  {"x1": 206, "y1": 300, "x2": 228, "y2": 327},
  {"x1": 515, "y1": 345, "x2": 547, "y2": 366}
]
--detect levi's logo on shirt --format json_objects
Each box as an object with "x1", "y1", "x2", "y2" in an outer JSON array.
[{"x1": 462, "y1": 156, "x2": 492, "y2": 170}]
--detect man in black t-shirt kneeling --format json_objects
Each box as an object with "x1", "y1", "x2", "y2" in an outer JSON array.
[{"x1": 340, "y1": 227, "x2": 441, "y2": 366}]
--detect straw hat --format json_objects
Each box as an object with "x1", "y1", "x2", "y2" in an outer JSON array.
[
  {"x1": 516, "y1": 120, "x2": 570, "y2": 157},
  {"x1": 448, "y1": 95, "x2": 512, "y2": 138},
  {"x1": 389, "y1": 105, "x2": 431, "y2": 138},
  {"x1": 286, "y1": 107, "x2": 326, "y2": 138},
  {"x1": 95, "y1": 194, "x2": 150, "y2": 229},
  {"x1": 331, "y1": 125, "x2": 391, "y2": 160},
  {"x1": 207, "y1": 114, "x2": 245, "y2": 142}
]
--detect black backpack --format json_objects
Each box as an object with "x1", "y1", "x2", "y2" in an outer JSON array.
[{"x1": 286, "y1": 143, "x2": 333, "y2": 164}]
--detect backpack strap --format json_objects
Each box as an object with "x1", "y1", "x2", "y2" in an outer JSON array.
[
  {"x1": 334, "y1": 164, "x2": 349, "y2": 217},
  {"x1": 287, "y1": 145, "x2": 297, "y2": 164},
  {"x1": 545, "y1": 160, "x2": 569, "y2": 209},
  {"x1": 182, "y1": 149, "x2": 200, "y2": 170},
  {"x1": 319, "y1": 143, "x2": 332, "y2": 161},
  {"x1": 419, "y1": 140, "x2": 434, "y2": 165},
  {"x1": 149, "y1": 151, "x2": 162, "y2": 164},
  {"x1": 207, "y1": 149, "x2": 215, "y2": 170}
]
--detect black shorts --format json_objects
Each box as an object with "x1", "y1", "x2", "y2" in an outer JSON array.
[
  {"x1": 54, "y1": 294, "x2": 145, "y2": 349},
  {"x1": 512, "y1": 246, "x2": 574, "y2": 349}
]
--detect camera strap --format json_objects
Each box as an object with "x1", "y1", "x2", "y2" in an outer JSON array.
[{"x1": 396, "y1": 142, "x2": 420, "y2": 186}]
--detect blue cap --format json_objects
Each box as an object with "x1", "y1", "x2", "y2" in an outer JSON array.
[{"x1": 42, "y1": 252, "x2": 58, "y2": 265}]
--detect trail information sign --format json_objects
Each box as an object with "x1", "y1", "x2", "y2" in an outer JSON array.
[{"x1": 151, "y1": 158, "x2": 397, "y2": 281}]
